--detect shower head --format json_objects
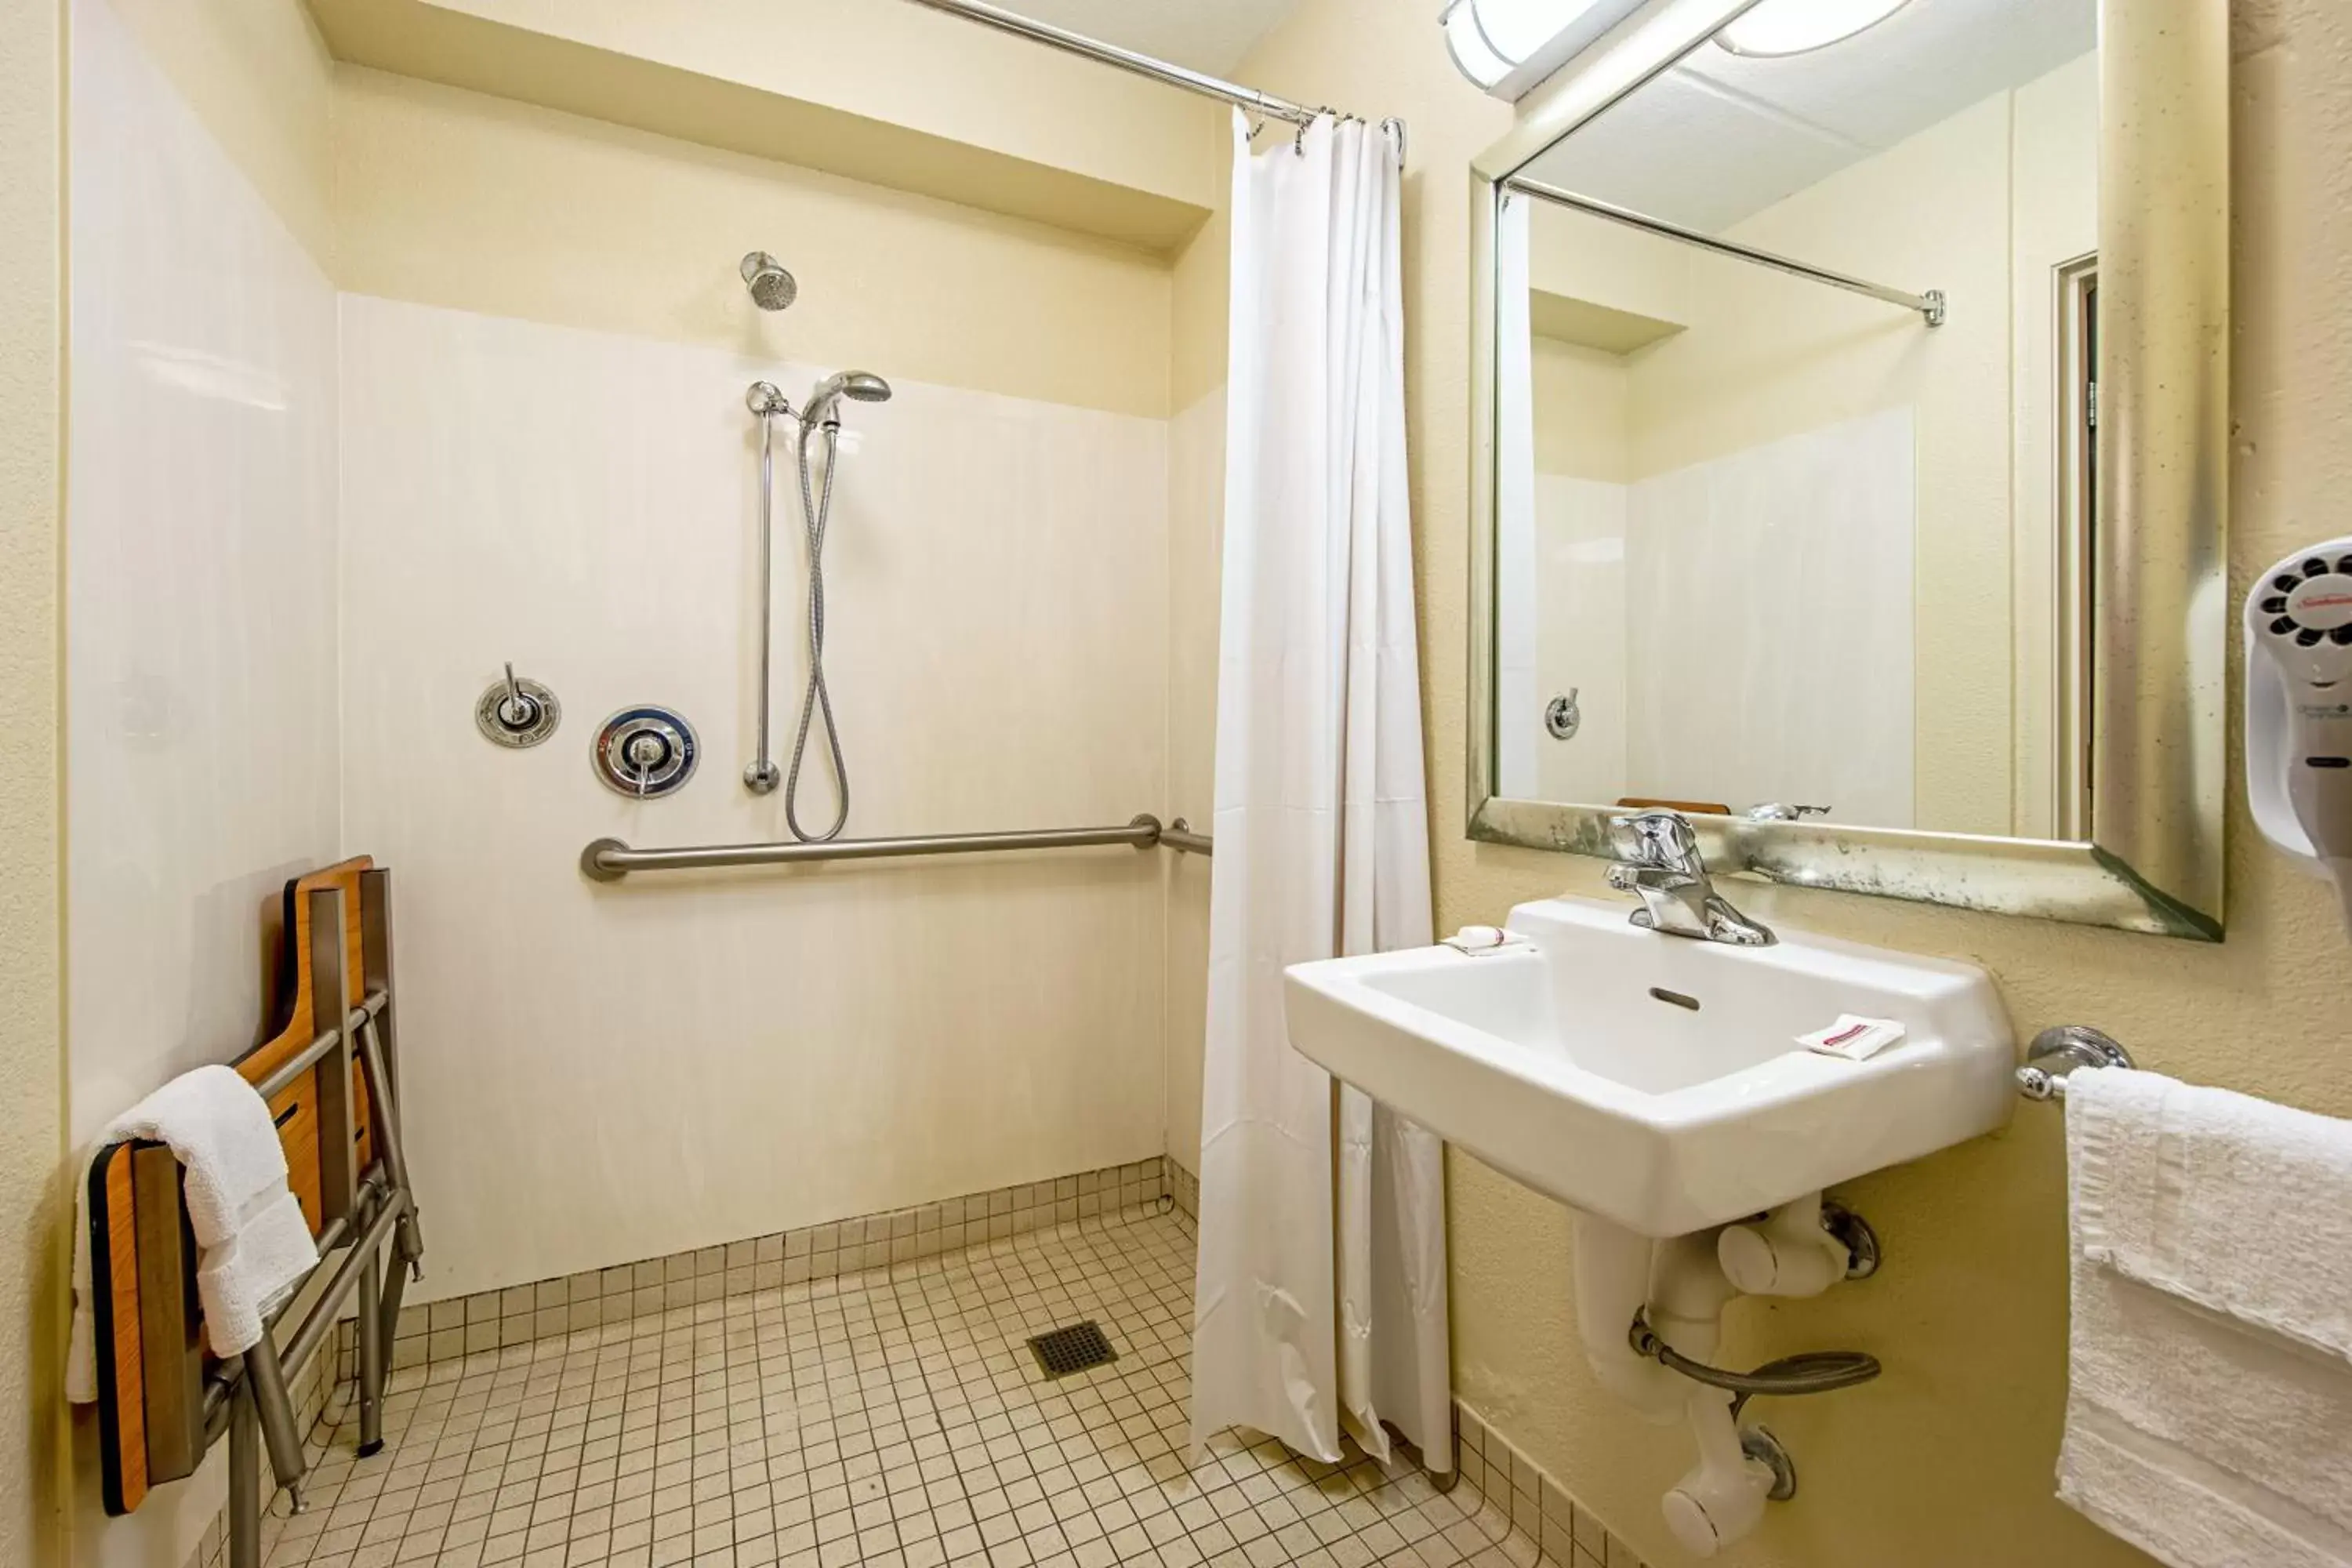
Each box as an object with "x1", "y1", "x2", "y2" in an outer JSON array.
[
  {"x1": 739, "y1": 251, "x2": 797, "y2": 311},
  {"x1": 802, "y1": 370, "x2": 893, "y2": 426}
]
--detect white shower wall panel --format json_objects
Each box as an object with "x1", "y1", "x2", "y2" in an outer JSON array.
[
  {"x1": 339, "y1": 298, "x2": 1170, "y2": 1299},
  {"x1": 66, "y1": 0, "x2": 341, "y2": 1146},
  {"x1": 1624, "y1": 408, "x2": 1915, "y2": 825}
]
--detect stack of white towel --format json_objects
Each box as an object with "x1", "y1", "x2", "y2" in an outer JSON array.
[
  {"x1": 2060, "y1": 1065, "x2": 2352, "y2": 1568},
  {"x1": 67, "y1": 1065, "x2": 318, "y2": 1402}
]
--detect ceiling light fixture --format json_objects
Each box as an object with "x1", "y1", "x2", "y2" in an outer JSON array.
[
  {"x1": 1441, "y1": 0, "x2": 1649, "y2": 100},
  {"x1": 1715, "y1": 0, "x2": 1915, "y2": 58}
]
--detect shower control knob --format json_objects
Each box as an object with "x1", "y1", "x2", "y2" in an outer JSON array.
[
  {"x1": 475, "y1": 664, "x2": 561, "y2": 749},
  {"x1": 592, "y1": 706, "x2": 699, "y2": 799},
  {"x1": 1545, "y1": 690, "x2": 1582, "y2": 741}
]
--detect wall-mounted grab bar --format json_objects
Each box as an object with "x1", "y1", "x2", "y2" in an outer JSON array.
[
  {"x1": 2016, "y1": 1024, "x2": 2135, "y2": 1100},
  {"x1": 1161, "y1": 818, "x2": 1213, "y2": 857},
  {"x1": 582, "y1": 811, "x2": 1211, "y2": 881}
]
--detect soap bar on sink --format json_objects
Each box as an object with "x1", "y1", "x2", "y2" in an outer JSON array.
[{"x1": 1798, "y1": 1014, "x2": 1906, "y2": 1061}]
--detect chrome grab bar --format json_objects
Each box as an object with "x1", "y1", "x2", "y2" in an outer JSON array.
[
  {"x1": 583, "y1": 811, "x2": 1211, "y2": 881},
  {"x1": 1160, "y1": 818, "x2": 1214, "y2": 858},
  {"x1": 2016, "y1": 1025, "x2": 2135, "y2": 1101}
]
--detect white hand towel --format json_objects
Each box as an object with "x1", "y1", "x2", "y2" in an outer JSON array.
[
  {"x1": 67, "y1": 1065, "x2": 318, "y2": 1403},
  {"x1": 2058, "y1": 1065, "x2": 2352, "y2": 1568}
]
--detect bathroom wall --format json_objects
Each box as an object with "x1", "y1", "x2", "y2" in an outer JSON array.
[
  {"x1": 62, "y1": 0, "x2": 343, "y2": 1561},
  {"x1": 331, "y1": 68, "x2": 1177, "y2": 419},
  {"x1": 1525, "y1": 340, "x2": 1630, "y2": 805},
  {"x1": 307, "y1": 0, "x2": 1225, "y2": 243},
  {"x1": 1515, "y1": 55, "x2": 2097, "y2": 832},
  {"x1": 1227, "y1": 2, "x2": 2340, "y2": 1566},
  {"x1": 1622, "y1": 410, "x2": 1917, "y2": 825},
  {"x1": 339, "y1": 296, "x2": 1171, "y2": 1297},
  {"x1": 66, "y1": 0, "x2": 343, "y2": 1152},
  {"x1": 103, "y1": 0, "x2": 338, "y2": 265},
  {"x1": 0, "y1": 0, "x2": 69, "y2": 1561},
  {"x1": 1160, "y1": 135, "x2": 1233, "y2": 1184},
  {"x1": 1627, "y1": 75, "x2": 2067, "y2": 836},
  {"x1": 1162, "y1": 380, "x2": 1225, "y2": 1180},
  {"x1": 1533, "y1": 476, "x2": 1628, "y2": 807},
  {"x1": 1522, "y1": 384, "x2": 1917, "y2": 822},
  {"x1": 317, "y1": 53, "x2": 1185, "y2": 1299}
]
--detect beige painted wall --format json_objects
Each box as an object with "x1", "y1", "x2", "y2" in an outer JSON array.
[
  {"x1": 309, "y1": 0, "x2": 1222, "y2": 247},
  {"x1": 333, "y1": 67, "x2": 1176, "y2": 420},
  {"x1": 1228, "y1": 2, "x2": 2336, "y2": 1566},
  {"x1": 89, "y1": 0, "x2": 1185, "y2": 420},
  {"x1": 0, "y1": 5, "x2": 71, "y2": 1565},
  {"x1": 1530, "y1": 338, "x2": 1631, "y2": 483},
  {"x1": 107, "y1": 0, "x2": 337, "y2": 267}
]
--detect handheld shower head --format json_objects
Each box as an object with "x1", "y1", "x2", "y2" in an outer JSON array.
[
  {"x1": 801, "y1": 371, "x2": 893, "y2": 426},
  {"x1": 739, "y1": 252, "x2": 797, "y2": 311}
]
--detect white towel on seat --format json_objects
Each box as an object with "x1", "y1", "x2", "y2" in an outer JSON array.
[
  {"x1": 67, "y1": 1065, "x2": 318, "y2": 1403},
  {"x1": 2059, "y1": 1065, "x2": 2352, "y2": 1568}
]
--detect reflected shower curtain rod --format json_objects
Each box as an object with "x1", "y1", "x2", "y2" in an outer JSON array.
[
  {"x1": 895, "y1": 0, "x2": 1405, "y2": 158},
  {"x1": 1507, "y1": 175, "x2": 1945, "y2": 326}
]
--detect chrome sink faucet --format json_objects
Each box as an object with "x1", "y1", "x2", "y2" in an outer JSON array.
[{"x1": 1604, "y1": 811, "x2": 1776, "y2": 946}]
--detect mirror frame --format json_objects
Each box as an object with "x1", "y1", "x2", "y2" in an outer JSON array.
[{"x1": 1465, "y1": 0, "x2": 2230, "y2": 938}]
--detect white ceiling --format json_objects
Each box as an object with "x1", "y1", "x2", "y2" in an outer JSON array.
[
  {"x1": 1520, "y1": 0, "x2": 2097, "y2": 231},
  {"x1": 1001, "y1": 0, "x2": 1304, "y2": 76}
]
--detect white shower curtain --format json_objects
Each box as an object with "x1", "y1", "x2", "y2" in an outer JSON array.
[{"x1": 1190, "y1": 111, "x2": 1451, "y2": 1472}]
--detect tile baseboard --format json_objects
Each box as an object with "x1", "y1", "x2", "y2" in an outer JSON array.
[
  {"x1": 347, "y1": 1154, "x2": 1174, "y2": 1379},
  {"x1": 1453, "y1": 1399, "x2": 1653, "y2": 1568},
  {"x1": 1167, "y1": 1156, "x2": 1200, "y2": 1235}
]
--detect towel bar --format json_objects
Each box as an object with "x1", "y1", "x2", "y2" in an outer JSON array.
[{"x1": 2016, "y1": 1024, "x2": 2135, "y2": 1101}]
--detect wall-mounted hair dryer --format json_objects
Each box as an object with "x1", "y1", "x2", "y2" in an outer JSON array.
[{"x1": 2245, "y1": 536, "x2": 2352, "y2": 927}]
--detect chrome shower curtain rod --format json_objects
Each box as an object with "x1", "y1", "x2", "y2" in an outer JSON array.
[
  {"x1": 897, "y1": 0, "x2": 1403, "y2": 155},
  {"x1": 1508, "y1": 176, "x2": 1945, "y2": 326}
]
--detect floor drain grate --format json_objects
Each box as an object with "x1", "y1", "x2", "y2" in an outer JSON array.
[{"x1": 1028, "y1": 1321, "x2": 1117, "y2": 1378}]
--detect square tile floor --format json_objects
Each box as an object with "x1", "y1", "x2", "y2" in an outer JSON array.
[{"x1": 259, "y1": 1209, "x2": 1564, "y2": 1568}]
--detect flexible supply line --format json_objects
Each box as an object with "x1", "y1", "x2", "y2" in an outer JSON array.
[{"x1": 785, "y1": 419, "x2": 850, "y2": 841}]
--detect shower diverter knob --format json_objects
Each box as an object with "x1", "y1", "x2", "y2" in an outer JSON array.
[
  {"x1": 592, "y1": 706, "x2": 699, "y2": 799},
  {"x1": 475, "y1": 662, "x2": 561, "y2": 749}
]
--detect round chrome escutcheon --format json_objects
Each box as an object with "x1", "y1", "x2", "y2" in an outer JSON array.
[
  {"x1": 593, "y1": 706, "x2": 699, "y2": 799},
  {"x1": 475, "y1": 677, "x2": 561, "y2": 749}
]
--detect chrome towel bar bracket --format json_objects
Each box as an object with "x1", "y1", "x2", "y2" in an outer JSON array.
[
  {"x1": 582, "y1": 811, "x2": 1211, "y2": 881},
  {"x1": 2016, "y1": 1024, "x2": 2135, "y2": 1101}
]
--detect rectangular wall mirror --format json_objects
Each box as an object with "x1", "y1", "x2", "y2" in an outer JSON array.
[{"x1": 1466, "y1": 0, "x2": 2228, "y2": 937}]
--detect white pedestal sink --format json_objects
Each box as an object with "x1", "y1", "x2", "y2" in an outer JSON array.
[
  {"x1": 1283, "y1": 893, "x2": 2013, "y2": 1238},
  {"x1": 1282, "y1": 893, "x2": 2014, "y2": 1557}
]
